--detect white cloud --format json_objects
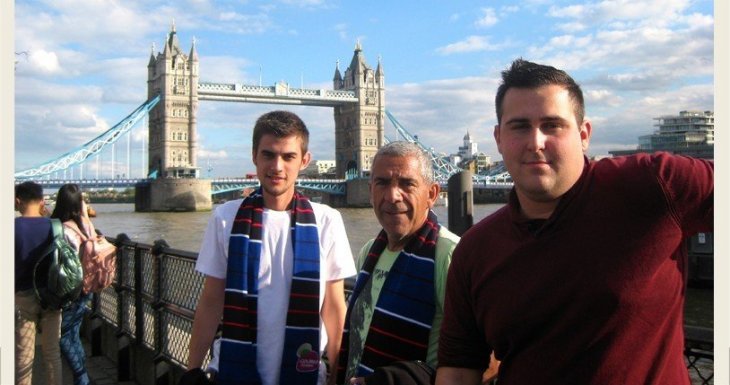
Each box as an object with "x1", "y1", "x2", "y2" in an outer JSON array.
[
  {"x1": 556, "y1": 21, "x2": 587, "y2": 33},
  {"x1": 500, "y1": 5, "x2": 520, "y2": 14},
  {"x1": 198, "y1": 149, "x2": 229, "y2": 160},
  {"x1": 28, "y1": 49, "x2": 61, "y2": 74},
  {"x1": 475, "y1": 8, "x2": 498, "y2": 28},
  {"x1": 279, "y1": 0, "x2": 327, "y2": 7},
  {"x1": 210, "y1": 12, "x2": 273, "y2": 34},
  {"x1": 584, "y1": 89, "x2": 623, "y2": 107},
  {"x1": 547, "y1": 34, "x2": 591, "y2": 48},
  {"x1": 524, "y1": 15, "x2": 713, "y2": 89},
  {"x1": 548, "y1": 0, "x2": 693, "y2": 27},
  {"x1": 436, "y1": 36, "x2": 503, "y2": 55},
  {"x1": 386, "y1": 76, "x2": 500, "y2": 158},
  {"x1": 199, "y1": 56, "x2": 253, "y2": 84},
  {"x1": 334, "y1": 23, "x2": 348, "y2": 40},
  {"x1": 15, "y1": 101, "x2": 114, "y2": 171}
]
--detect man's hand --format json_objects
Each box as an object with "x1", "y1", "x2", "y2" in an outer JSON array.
[
  {"x1": 178, "y1": 368, "x2": 211, "y2": 385},
  {"x1": 349, "y1": 376, "x2": 366, "y2": 385}
]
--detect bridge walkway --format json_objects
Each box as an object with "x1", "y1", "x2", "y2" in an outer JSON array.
[{"x1": 32, "y1": 335, "x2": 139, "y2": 385}]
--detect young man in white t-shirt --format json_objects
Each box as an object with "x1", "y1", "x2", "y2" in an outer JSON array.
[{"x1": 183, "y1": 110, "x2": 356, "y2": 385}]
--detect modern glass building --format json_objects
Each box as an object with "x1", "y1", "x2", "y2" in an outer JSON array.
[{"x1": 609, "y1": 110, "x2": 714, "y2": 159}]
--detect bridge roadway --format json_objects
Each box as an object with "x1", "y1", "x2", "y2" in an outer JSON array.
[
  {"x1": 198, "y1": 82, "x2": 358, "y2": 106},
  {"x1": 21, "y1": 177, "x2": 514, "y2": 196},
  {"x1": 21, "y1": 177, "x2": 351, "y2": 195}
]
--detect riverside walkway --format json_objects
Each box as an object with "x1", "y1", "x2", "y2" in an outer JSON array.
[
  {"x1": 33, "y1": 337, "x2": 138, "y2": 385},
  {"x1": 30, "y1": 235, "x2": 715, "y2": 385}
]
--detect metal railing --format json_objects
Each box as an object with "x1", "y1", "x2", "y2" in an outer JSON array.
[
  {"x1": 89, "y1": 235, "x2": 206, "y2": 383},
  {"x1": 685, "y1": 325, "x2": 714, "y2": 385},
  {"x1": 89, "y1": 235, "x2": 714, "y2": 384}
]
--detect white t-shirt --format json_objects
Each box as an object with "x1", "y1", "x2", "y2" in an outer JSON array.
[{"x1": 196, "y1": 199, "x2": 356, "y2": 385}]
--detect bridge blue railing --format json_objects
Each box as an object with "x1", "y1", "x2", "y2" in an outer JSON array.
[{"x1": 210, "y1": 178, "x2": 348, "y2": 195}]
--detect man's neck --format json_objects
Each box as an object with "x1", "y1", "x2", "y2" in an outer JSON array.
[
  {"x1": 515, "y1": 191, "x2": 559, "y2": 220},
  {"x1": 262, "y1": 190, "x2": 295, "y2": 211},
  {"x1": 20, "y1": 210, "x2": 43, "y2": 218},
  {"x1": 386, "y1": 235, "x2": 412, "y2": 252},
  {"x1": 386, "y1": 243, "x2": 405, "y2": 252}
]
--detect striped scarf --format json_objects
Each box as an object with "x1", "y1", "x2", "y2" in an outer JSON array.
[
  {"x1": 217, "y1": 189, "x2": 321, "y2": 385},
  {"x1": 336, "y1": 211, "x2": 440, "y2": 382}
]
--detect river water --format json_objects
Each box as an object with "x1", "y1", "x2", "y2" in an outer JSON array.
[
  {"x1": 87, "y1": 203, "x2": 504, "y2": 256},
  {"x1": 88, "y1": 202, "x2": 712, "y2": 329}
]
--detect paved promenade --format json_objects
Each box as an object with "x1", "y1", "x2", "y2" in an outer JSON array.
[{"x1": 32, "y1": 337, "x2": 139, "y2": 385}]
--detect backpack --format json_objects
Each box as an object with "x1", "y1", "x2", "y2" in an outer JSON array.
[
  {"x1": 65, "y1": 221, "x2": 118, "y2": 293},
  {"x1": 33, "y1": 218, "x2": 84, "y2": 310}
]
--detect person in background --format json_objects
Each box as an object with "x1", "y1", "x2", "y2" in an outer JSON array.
[
  {"x1": 82, "y1": 192, "x2": 97, "y2": 218},
  {"x1": 436, "y1": 58, "x2": 713, "y2": 385},
  {"x1": 15, "y1": 181, "x2": 63, "y2": 385},
  {"x1": 51, "y1": 183, "x2": 97, "y2": 385},
  {"x1": 183, "y1": 110, "x2": 357, "y2": 385}
]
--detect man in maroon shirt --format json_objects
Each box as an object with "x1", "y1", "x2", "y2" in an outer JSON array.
[{"x1": 435, "y1": 59, "x2": 713, "y2": 385}]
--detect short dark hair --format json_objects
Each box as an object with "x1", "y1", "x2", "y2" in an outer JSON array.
[
  {"x1": 15, "y1": 181, "x2": 44, "y2": 202},
  {"x1": 252, "y1": 110, "x2": 309, "y2": 154},
  {"x1": 495, "y1": 58, "x2": 585, "y2": 125}
]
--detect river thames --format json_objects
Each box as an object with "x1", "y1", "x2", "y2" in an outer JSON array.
[
  {"x1": 87, "y1": 202, "x2": 712, "y2": 329},
  {"x1": 87, "y1": 202, "x2": 504, "y2": 255}
]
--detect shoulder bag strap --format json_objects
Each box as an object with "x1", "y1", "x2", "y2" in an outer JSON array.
[
  {"x1": 63, "y1": 220, "x2": 89, "y2": 241},
  {"x1": 40, "y1": 218, "x2": 64, "y2": 256}
]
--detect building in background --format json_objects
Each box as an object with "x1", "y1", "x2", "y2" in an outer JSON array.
[
  {"x1": 609, "y1": 110, "x2": 714, "y2": 159},
  {"x1": 457, "y1": 131, "x2": 478, "y2": 160},
  {"x1": 446, "y1": 131, "x2": 492, "y2": 174},
  {"x1": 301, "y1": 160, "x2": 337, "y2": 178}
]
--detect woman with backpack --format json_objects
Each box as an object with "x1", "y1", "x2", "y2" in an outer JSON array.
[{"x1": 50, "y1": 183, "x2": 96, "y2": 385}]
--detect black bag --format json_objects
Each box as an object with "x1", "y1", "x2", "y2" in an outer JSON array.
[
  {"x1": 33, "y1": 218, "x2": 84, "y2": 310},
  {"x1": 363, "y1": 360, "x2": 435, "y2": 385}
]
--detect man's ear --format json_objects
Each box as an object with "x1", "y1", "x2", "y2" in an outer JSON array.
[
  {"x1": 427, "y1": 182, "x2": 440, "y2": 208},
  {"x1": 300, "y1": 151, "x2": 312, "y2": 171},
  {"x1": 494, "y1": 124, "x2": 503, "y2": 155},
  {"x1": 580, "y1": 120, "x2": 592, "y2": 152}
]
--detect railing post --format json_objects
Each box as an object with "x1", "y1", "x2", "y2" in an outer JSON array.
[
  {"x1": 135, "y1": 239, "x2": 145, "y2": 348},
  {"x1": 112, "y1": 233, "x2": 135, "y2": 382},
  {"x1": 117, "y1": 334, "x2": 133, "y2": 381},
  {"x1": 89, "y1": 317, "x2": 104, "y2": 357},
  {"x1": 155, "y1": 359, "x2": 173, "y2": 385},
  {"x1": 152, "y1": 239, "x2": 172, "y2": 381},
  {"x1": 448, "y1": 170, "x2": 474, "y2": 235}
]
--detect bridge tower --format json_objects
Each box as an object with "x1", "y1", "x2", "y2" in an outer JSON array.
[
  {"x1": 147, "y1": 21, "x2": 200, "y2": 179},
  {"x1": 333, "y1": 42, "x2": 385, "y2": 178},
  {"x1": 137, "y1": 23, "x2": 210, "y2": 212}
]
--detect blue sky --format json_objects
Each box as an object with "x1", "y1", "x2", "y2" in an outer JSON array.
[{"x1": 14, "y1": 0, "x2": 714, "y2": 178}]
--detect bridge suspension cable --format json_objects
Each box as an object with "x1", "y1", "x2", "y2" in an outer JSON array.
[
  {"x1": 384, "y1": 110, "x2": 512, "y2": 185},
  {"x1": 15, "y1": 95, "x2": 160, "y2": 180},
  {"x1": 384, "y1": 110, "x2": 463, "y2": 181}
]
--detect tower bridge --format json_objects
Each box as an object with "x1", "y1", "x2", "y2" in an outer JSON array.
[
  {"x1": 146, "y1": 25, "x2": 384, "y2": 184},
  {"x1": 197, "y1": 82, "x2": 359, "y2": 106},
  {"x1": 15, "y1": 24, "x2": 512, "y2": 210}
]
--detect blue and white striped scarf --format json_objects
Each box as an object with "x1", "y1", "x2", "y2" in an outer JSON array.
[{"x1": 217, "y1": 189, "x2": 321, "y2": 385}]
